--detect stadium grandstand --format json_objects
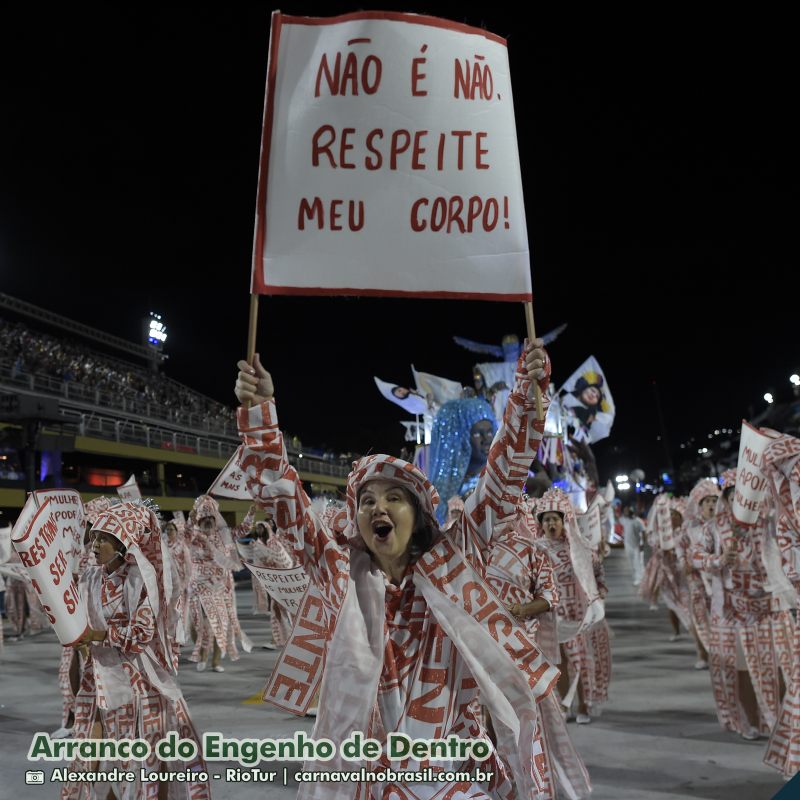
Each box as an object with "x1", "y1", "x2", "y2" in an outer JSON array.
[{"x1": 0, "y1": 293, "x2": 348, "y2": 524}]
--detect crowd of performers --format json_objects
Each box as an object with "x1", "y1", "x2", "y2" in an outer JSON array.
[
  {"x1": 2, "y1": 337, "x2": 800, "y2": 797},
  {"x1": 638, "y1": 443, "x2": 800, "y2": 779}
]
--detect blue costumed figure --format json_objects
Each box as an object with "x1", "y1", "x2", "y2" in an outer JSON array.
[{"x1": 428, "y1": 397, "x2": 497, "y2": 523}]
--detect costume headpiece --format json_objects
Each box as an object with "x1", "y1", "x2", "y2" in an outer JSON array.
[
  {"x1": 90, "y1": 498, "x2": 177, "y2": 670},
  {"x1": 428, "y1": 397, "x2": 495, "y2": 522},
  {"x1": 345, "y1": 454, "x2": 439, "y2": 535},
  {"x1": 686, "y1": 478, "x2": 721, "y2": 524}
]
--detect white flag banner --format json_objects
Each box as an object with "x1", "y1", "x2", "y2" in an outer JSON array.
[
  {"x1": 560, "y1": 356, "x2": 615, "y2": 444},
  {"x1": 245, "y1": 563, "x2": 309, "y2": 614},
  {"x1": 577, "y1": 501, "x2": 602, "y2": 548},
  {"x1": 374, "y1": 376, "x2": 429, "y2": 415},
  {"x1": 11, "y1": 498, "x2": 88, "y2": 645},
  {"x1": 251, "y1": 11, "x2": 531, "y2": 301},
  {"x1": 117, "y1": 474, "x2": 142, "y2": 501},
  {"x1": 732, "y1": 420, "x2": 781, "y2": 527},
  {"x1": 411, "y1": 365, "x2": 463, "y2": 406},
  {"x1": 33, "y1": 489, "x2": 86, "y2": 575},
  {"x1": 209, "y1": 446, "x2": 253, "y2": 500}
]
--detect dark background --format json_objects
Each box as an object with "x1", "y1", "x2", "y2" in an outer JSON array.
[{"x1": 1, "y1": 6, "x2": 795, "y2": 482}]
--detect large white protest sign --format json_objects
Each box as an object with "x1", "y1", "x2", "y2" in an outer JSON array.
[
  {"x1": 245, "y1": 563, "x2": 309, "y2": 614},
  {"x1": 252, "y1": 11, "x2": 531, "y2": 300},
  {"x1": 11, "y1": 498, "x2": 88, "y2": 645},
  {"x1": 209, "y1": 446, "x2": 252, "y2": 500},
  {"x1": 33, "y1": 489, "x2": 86, "y2": 575},
  {"x1": 732, "y1": 420, "x2": 780, "y2": 526},
  {"x1": 117, "y1": 474, "x2": 142, "y2": 501}
]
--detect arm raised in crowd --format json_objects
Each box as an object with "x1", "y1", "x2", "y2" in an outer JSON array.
[
  {"x1": 461, "y1": 340, "x2": 550, "y2": 557},
  {"x1": 234, "y1": 355, "x2": 342, "y2": 590}
]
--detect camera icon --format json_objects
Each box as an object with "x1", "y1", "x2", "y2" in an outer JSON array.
[{"x1": 26, "y1": 770, "x2": 46, "y2": 785}]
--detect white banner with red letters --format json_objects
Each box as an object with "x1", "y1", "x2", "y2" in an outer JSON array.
[
  {"x1": 245, "y1": 562, "x2": 309, "y2": 614},
  {"x1": 252, "y1": 11, "x2": 531, "y2": 300},
  {"x1": 11, "y1": 496, "x2": 88, "y2": 645},
  {"x1": 209, "y1": 446, "x2": 252, "y2": 500},
  {"x1": 732, "y1": 420, "x2": 781, "y2": 526},
  {"x1": 33, "y1": 489, "x2": 86, "y2": 575}
]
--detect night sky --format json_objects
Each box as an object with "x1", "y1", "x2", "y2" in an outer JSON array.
[{"x1": 1, "y1": 7, "x2": 794, "y2": 482}]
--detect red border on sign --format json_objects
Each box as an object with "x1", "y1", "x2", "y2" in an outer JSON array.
[
  {"x1": 250, "y1": 11, "x2": 517, "y2": 299},
  {"x1": 259, "y1": 284, "x2": 532, "y2": 301},
  {"x1": 251, "y1": 10, "x2": 284, "y2": 294},
  {"x1": 279, "y1": 11, "x2": 507, "y2": 46},
  {"x1": 11, "y1": 497, "x2": 51, "y2": 544}
]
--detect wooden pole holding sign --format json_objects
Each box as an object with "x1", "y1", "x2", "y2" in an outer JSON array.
[
  {"x1": 244, "y1": 293, "x2": 260, "y2": 410},
  {"x1": 524, "y1": 301, "x2": 545, "y2": 421},
  {"x1": 247, "y1": 293, "x2": 259, "y2": 364}
]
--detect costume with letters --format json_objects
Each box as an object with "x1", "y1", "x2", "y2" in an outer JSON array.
[
  {"x1": 63, "y1": 500, "x2": 209, "y2": 800},
  {"x1": 238, "y1": 348, "x2": 563, "y2": 800}
]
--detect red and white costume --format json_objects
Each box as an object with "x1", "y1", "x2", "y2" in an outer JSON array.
[
  {"x1": 63, "y1": 501, "x2": 209, "y2": 800},
  {"x1": 677, "y1": 479, "x2": 720, "y2": 651},
  {"x1": 761, "y1": 433, "x2": 800, "y2": 777},
  {"x1": 167, "y1": 514, "x2": 193, "y2": 648},
  {"x1": 238, "y1": 349, "x2": 564, "y2": 799},
  {"x1": 640, "y1": 495, "x2": 691, "y2": 631},
  {"x1": 691, "y1": 471, "x2": 794, "y2": 737},
  {"x1": 532, "y1": 489, "x2": 607, "y2": 713},
  {"x1": 56, "y1": 498, "x2": 109, "y2": 733},
  {"x1": 187, "y1": 495, "x2": 252, "y2": 663},
  {"x1": 486, "y1": 512, "x2": 592, "y2": 798},
  {"x1": 249, "y1": 524, "x2": 297, "y2": 647}
]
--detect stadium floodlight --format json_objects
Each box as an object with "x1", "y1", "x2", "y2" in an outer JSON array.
[{"x1": 148, "y1": 313, "x2": 167, "y2": 345}]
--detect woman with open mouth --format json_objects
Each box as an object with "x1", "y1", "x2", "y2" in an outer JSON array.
[{"x1": 234, "y1": 339, "x2": 563, "y2": 800}]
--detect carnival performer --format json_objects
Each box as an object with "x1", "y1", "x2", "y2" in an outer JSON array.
[
  {"x1": 63, "y1": 499, "x2": 209, "y2": 800},
  {"x1": 639, "y1": 495, "x2": 691, "y2": 641},
  {"x1": 533, "y1": 488, "x2": 605, "y2": 725},
  {"x1": 165, "y1": 514, "x2": 193, "y2": 650},
  {"x1": 486, "y1": 502, "x2": 592, "y2": 798},
  {"x1": 187, "y1": 495, "x2": 253, "y2": 672},
  {"x1": 677, "y1": 478, "x2": 720, "y2": 670},
  {"x1": 619, "y1": 505, "x2": 645, "y2": 586},
  {"x1": 691, "y1": 469, "x2": 794, "y2": 740},
  {"x1": 54, "y1": 497, "x2": 114, "y2": 740},
  {"x1": 761, "y1": 432, "x2": 800, "y2": 777},
  {"x1": 581, "y1": 516, "x2": 612, "y2": 715},
  {"x1": 428, "y1": 395, "x2": 496, "y2": 523},
  {"x1": 244, "y1": 517, "x2": 297, "y2": 648},
  {"x1": 235, "y1": 342, "x2": 561, "y2": 800}
]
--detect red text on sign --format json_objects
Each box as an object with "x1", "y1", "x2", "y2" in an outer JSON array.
[{"x1": 410, "y1": 195, "x2": 509, "y2": 233}]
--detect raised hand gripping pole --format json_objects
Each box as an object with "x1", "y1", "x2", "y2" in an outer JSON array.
[{"x1": 524, "y1": 301, "x2": 545, "y2": 421}]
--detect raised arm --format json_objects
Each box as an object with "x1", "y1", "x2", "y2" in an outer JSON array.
[
  {"x1": 234, "y1": 356, "x2": 342, "y2": 587},
  {"x1": 461, "y1": 340, "x2": 550, "y2": 556}
]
